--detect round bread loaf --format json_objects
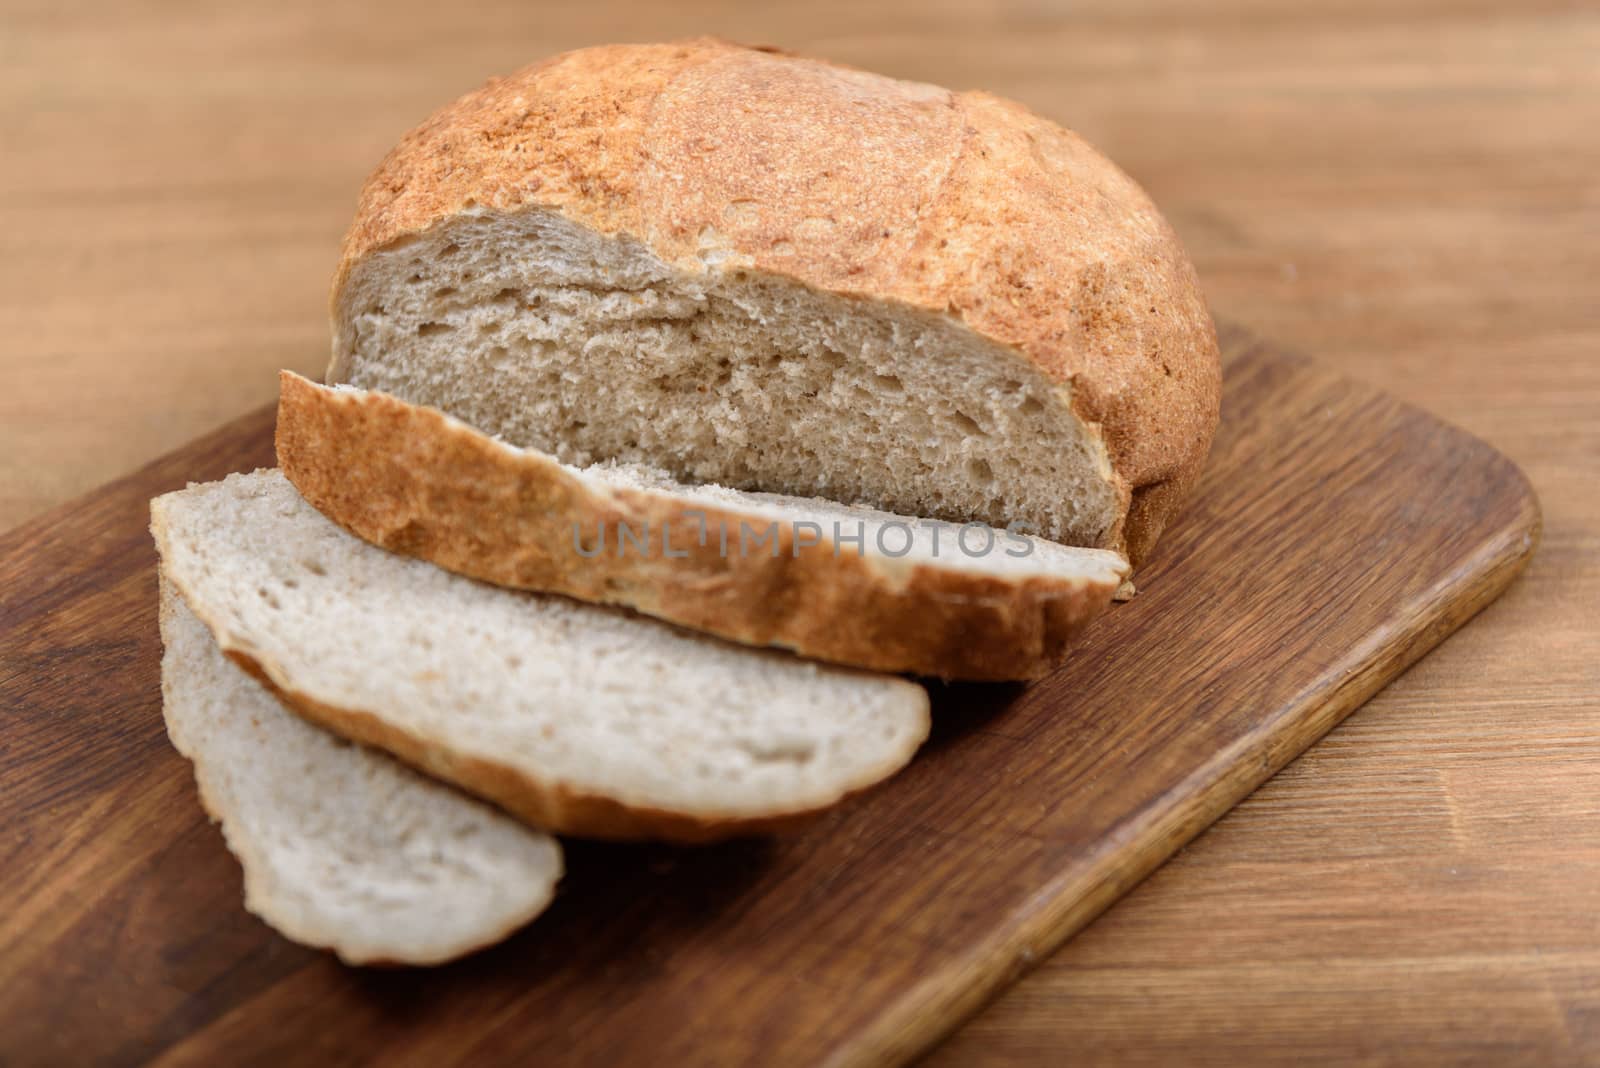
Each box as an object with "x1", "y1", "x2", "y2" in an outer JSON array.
[{"x1": 329, "y1": 38, "x2": 1220, "y2": 564}]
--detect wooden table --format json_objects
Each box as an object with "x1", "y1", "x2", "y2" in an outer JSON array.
[{"x1": 4, "y1": 1, "x2": 1596, "y2": 1062}]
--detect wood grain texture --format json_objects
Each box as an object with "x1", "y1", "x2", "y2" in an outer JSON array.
[
  {"x1": 3, "y1": 0, "x2": 1597, "y2": 1062},
  {"x1": 0, "y1": 331, "x2": 1538, "y2": 1065}
]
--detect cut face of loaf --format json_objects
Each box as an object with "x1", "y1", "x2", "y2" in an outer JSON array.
[
  {"x1": 278, "y1": 372, "x2": 1129, "y2": 680},
  {"x1": 158, "y1": 579, "x2": 562, "y2": 965},
  {"x1": 333, "y1": 208, "x2": 1122, "y2": 549},
  {"x1": 328, "y1": 40, "x2": 1223, "y2": 565},
  {"x1": 151, "y1": 470, "x2": 930, "y2": 843}
]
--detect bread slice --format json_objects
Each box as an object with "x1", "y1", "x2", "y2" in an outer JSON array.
[
  {"x1": 158, "y1": 578, "x2": 562, "y2": 965},
  {"x1": 150, "y1": 470, "x2": 930, "y2": 843},
  {"x1": 329, "y1": 39, "x2": 1220, "y2": 566},
  {"x1": 277, "y1": 372, "x2": 1129, "y2": 680}
]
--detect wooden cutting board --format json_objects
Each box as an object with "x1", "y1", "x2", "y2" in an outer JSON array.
[{"x1": 0, "y1": 326, "x2": 1538, "y2": 1067}]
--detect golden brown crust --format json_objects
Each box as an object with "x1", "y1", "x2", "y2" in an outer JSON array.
[
  {"x1": 276, "y1": 372, "x2": 1126, "y2": 681},
  {"x1": 333, "y1": 39, "x2": 1220, "y2": 564}
]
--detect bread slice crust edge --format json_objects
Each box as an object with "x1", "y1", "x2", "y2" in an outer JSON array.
[{"x1": 276, "y1": 371, "x2": 1127, "y2": 681}]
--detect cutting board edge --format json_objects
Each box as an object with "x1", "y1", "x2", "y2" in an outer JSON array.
[{"x1": 837, "y1": 447, "x2": 1541, "y2": 1068}]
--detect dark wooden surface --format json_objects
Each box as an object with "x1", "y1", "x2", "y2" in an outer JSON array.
[{"x1": 0, "y1": 329, "x2": 1538, "y2": 1066}]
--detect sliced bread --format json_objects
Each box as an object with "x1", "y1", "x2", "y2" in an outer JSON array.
[
  {"x1": 158, "y1": 578, "x2": 562, "y2": 965},
  {"x1": 150, "y1": 470, "x2": 931, "y2": 843},
  {"x1": 277, "y1": 371, "x2": 1130, "y2": 680}
]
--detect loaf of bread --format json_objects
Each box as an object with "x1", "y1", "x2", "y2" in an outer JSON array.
[
  {"x1": 158, "y1": 578, "x2": 563, "y2": 964},
  {"x1": 328, "y1": 38, "x2": 1220, "y2": 568},
  {"x1": 147, "y1": 39, "x2": 1224, "y2": 963},
  {"x1": 151, "y1": 470, "x2": 930, "y2": 842},
  {"x1": 277, "y1": 371, "x2": 1129, "y2": 680}
]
